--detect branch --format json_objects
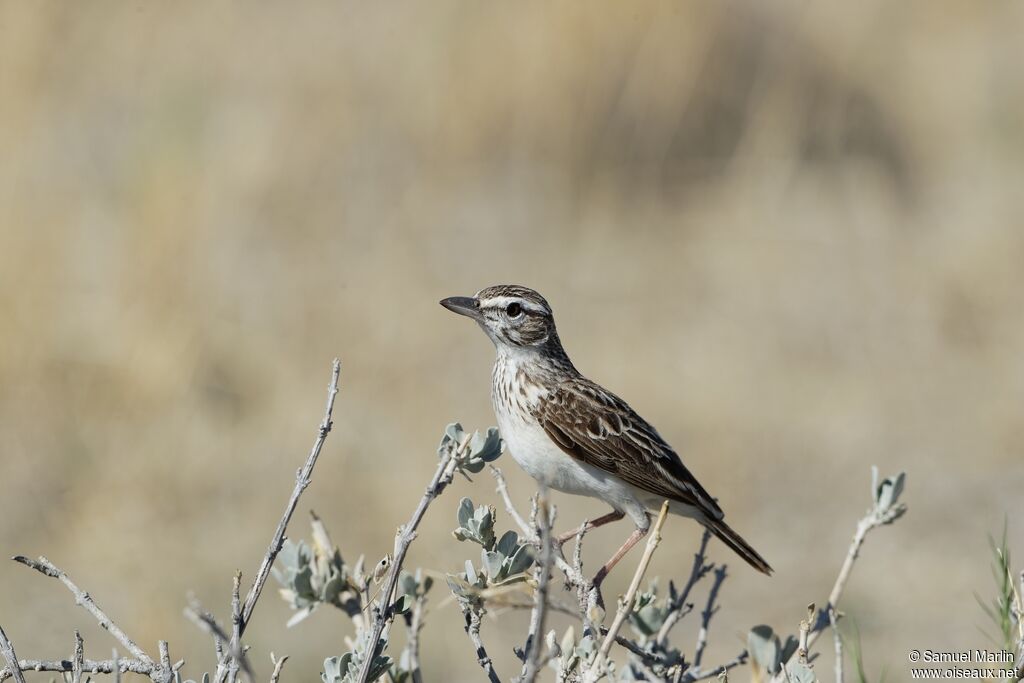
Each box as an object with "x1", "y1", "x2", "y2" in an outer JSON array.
[
  {"x1": 771, "y1": 469, "x2": 907, "y2": 682},
  {"x1": 680, "y1": 650, "x2": 748, "y2": 683},
  {"x1": 491, "y1": 463, "x2": 603, "y2": 642},
  {"x1": 0, "y1": 625, "x2": 27, "y2": 683},
  {"x1": 518, "y1": 487, "x2": 554, "y2": 683},
  {"x1": 595, "y1": 626, "x2": 682, "y2": 672},
  {"x1": 354, "y1": 433, "x2": 468, "y2": 683},
  {"x1": 269, "y1": 653, "x2": 288, "y2": 683},
  {"x1": 692, "y1": 565, "x2": 728, "y2": 670},
  {"x1": 584, "y1": 501, "x2": 671, "y2": 683},
  {"x1": 1, "y1": 658, "x2": 153, "y2": 682},
  {"x1": 72, "y1": 631, "x2": 84, "y2": 683},
  {"x1": 403, "y1": 587, "x2": 427, "y2": 683},
  {"x1": 185, "y1": 590, "x2": 252, "y2": 683},
  {"x1": 462, "y1": 608, "x2": 502, "y2": 683},
  {"x1": 211, "y1": 359, "x2": 339, "y2": 683},
  {"x1": 490, "y1": 466, "x2": 533, "y2": 539},
  {"x1": 10, "y1": 555, "x2": 153, "y2": 666},
  {"x1": 239, "y1": 358, "x2": 341, "y2": 630},
  {"x1": 183, "y1": 599, "x2": 230, "y2": 654},
  {"x1": 829, "y1": 606, "x2": 842, "y2": 683},
  {"x1": 656, "y1": 531, "x2": 712, "y2": 647}
]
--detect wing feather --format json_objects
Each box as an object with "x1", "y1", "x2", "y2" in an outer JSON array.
[{"x1": 533, "y1": 378, "x2": 724, "y2": 520}]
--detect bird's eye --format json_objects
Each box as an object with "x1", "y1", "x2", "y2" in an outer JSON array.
[{"x1": 505, "y1": 302, "x2": 523, "y2": 318}]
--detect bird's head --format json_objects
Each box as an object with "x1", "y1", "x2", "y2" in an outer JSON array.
[{"x1": 440, "y1": 285, "x2": 561, "y2": 352}]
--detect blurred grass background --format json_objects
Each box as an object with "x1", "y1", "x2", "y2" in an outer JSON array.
[{"x1": 2, "y1": 1, "x2": 1023, "y2": 680}]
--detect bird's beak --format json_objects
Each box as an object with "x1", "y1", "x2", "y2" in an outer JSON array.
[{"x1": 440, "y1": 295, "x2": 481, "y2": 320}]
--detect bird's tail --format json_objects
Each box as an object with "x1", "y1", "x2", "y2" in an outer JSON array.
[{"x1": 703, "y1": 517, "x2": 773, "y2": 575}]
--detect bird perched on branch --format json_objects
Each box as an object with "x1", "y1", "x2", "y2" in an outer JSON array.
[{"x1": 441, "y1": 285, "x2": 771, "y2": 588}]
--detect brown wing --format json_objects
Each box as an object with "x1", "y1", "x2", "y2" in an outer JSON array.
[{"x1": 534, "y1": 377, "x2": 724, "y2": 520}]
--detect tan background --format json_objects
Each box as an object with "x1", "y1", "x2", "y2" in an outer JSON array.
[{"x1": 2, "y1": 2, "x2": 1023, "y2": 681}]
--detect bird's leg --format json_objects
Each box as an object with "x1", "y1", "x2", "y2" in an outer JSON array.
[
  {"x1": 555, "y1": 509, "x2": 625, "y2": 546},
  {"x1": 592, "y1": 523, "x2": 649, "y2": 588}
]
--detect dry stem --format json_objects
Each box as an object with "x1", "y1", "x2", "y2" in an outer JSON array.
[
  {"x1": 584, "y1": 501, "x2": 671, "y2": 683},
  {"x1": 518, "y1": 486, "x2": 554, "y2": 683},
  {"x1": 354, "y1": 433, "x2": 469, "y2": 683},
  {"x1": 0, "y1": 625, "x2": 27, "y2": 683}
]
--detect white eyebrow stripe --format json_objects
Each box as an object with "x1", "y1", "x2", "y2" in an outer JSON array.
[{"x1": 478, "y1": 295, "x2": 549, "y2": 315}]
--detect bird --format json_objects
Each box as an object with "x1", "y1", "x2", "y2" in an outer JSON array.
[{"x1": 440, "y1": 285, "x2": 771, "y2": 587}]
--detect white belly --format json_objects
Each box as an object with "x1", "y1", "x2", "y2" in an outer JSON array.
[{"x1": 493, "y1": 402, "x2": 650, "y2": 527}]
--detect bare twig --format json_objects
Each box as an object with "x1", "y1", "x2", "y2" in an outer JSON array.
[
  {"x1": 485, "y1": 594, "x2": 581, "y2": 619},
  {"x1": 680, "y1": 650, "x2": 748, "y2": 683},
  {"x1": 692, "y1": 565, "x2": 728, "y2": 670},
  {"x1": 829, "y1": 606, "x2": 843, "y2": 683},
  {"x1": 1, "y1": 658, "x2": 153, "y2": 682},
  {"x1": 269, "y1": 653, "x2": 288, "y2": 683},
  {"x1": 463, "y1": 608, "x2": 502, "y2": 683},
  {"x1": 490, "y1": 465, "x2": 597, "y2": 633},
  {"x1": 355, "y1": 433, "x2": 469, "y2": 683},
  {"x1": 183, "y1": 599, "x2": 230, "y2": 653},
  {"x1": 157, "y1": 641, "x2": 171, "y2": 682},
  {"x1": 238, "y1": 359, "x2": 341, "y2": 630},
  {"x1": 490, "y1": 466, "x2": 533, "y2": 539},
  {"x1": 112, "y1": 649, "x2": 122, "y2": 683},
  {"x1": 186, "y1": 592, "x2": 252, "y2": 683},
  {"x1": 824, "y1": 517, "x2": 872, "y2": 632},
  {"x1": 596, "y1": 625, "x2": 682, "y2": 672},
  {"x1": 656, "y1": 531, "x2": 712, "y2": 647},
  {"x1": 796, "y1": 603, "x2": 813, "y2": 664},
  {"x1": 212, "y1": 360, "x2": 339, "y2": 683},
  {"x1": 404, "y1": 589, "x2": 427, "y2": 683},
  {"x1": 771, "y1": 471, "x2": 907, "y2": 682},
  {"x1": 585, "y1": 501, "x2": 671, "y2": 683},
  {"x1": 232, "y1": 572, "x2": 242, "y2": 648},
  {"x1": 72, "y1": 631, "x2": 85, "y2": 683},
  {"x1": 11, "y1": 555, "x2": 153, "y2": 666},
  {"x1": 231, "y1": 573, "x2": 255, "y2": 682},
  {"x1": 570, "y1": 524, "x2": 601, "y2": 639},
  {"x1": 0, "y1": 625, "x2": 27, "y2": 683},
  {"x1": 518, "y1": 487, "x2": 554, "y2": 683}
]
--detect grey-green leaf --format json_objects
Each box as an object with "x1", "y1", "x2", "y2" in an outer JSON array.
[
  {"x1": 482, "y1": 550, "x2": 504, "y2": 581},
  {"x1": 747, "y1": 625, "x2": 781, "y2": 673},
  {"x1": 788, "y1": 662, "x2": 818, "y2": 683},
  {"x1": 457, "y1": 498, "x2": 474, "y2": 528},
  {"x1": 496, "y1": 530, "x2": 519, "y2": 557},
  {"x1": 506, "y1": 543, "x2": 534, "y2": 576}
]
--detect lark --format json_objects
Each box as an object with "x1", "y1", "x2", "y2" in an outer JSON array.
[{"x1": 441, "y1": 285, "x2": 771, "y2": 586}]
